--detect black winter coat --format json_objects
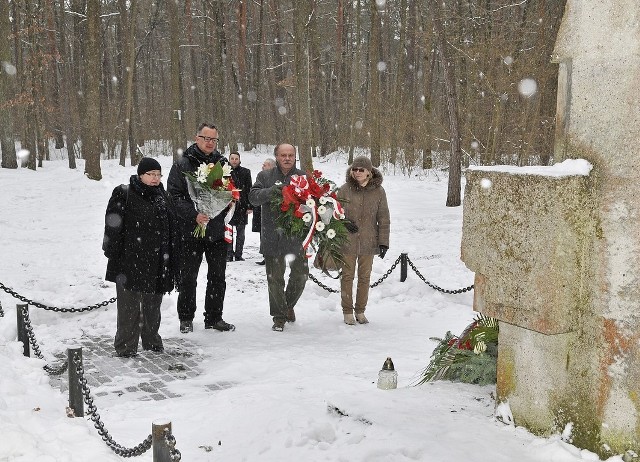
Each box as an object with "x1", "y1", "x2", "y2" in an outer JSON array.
[
  {"x1": 166, "y1": 144, "x2": 229, "y2": 241},
  {"x1": 103, "y1": 175, "x2": 179, "y2": 294},
  {"x1": 229, "y1": 164, "x2": 252, "y2": 226}
]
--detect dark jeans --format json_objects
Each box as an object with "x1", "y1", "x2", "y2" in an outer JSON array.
[
  {"x1": 227, "y1": 225, "x2": 246, "y2": 258},
  {"x1": 114, "y1": 283, "x2": 163, "y2": 355},
  {"x1": 265, "y1": 252, "x2": 308, "y2": 322},
  {"x1": 177, "y1": 237, "x2": 227, "y2": 324}
]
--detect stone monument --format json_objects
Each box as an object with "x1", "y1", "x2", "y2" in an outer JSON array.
[{"x1": 460, "y1": 0, "x2": 640, "y2": 458}]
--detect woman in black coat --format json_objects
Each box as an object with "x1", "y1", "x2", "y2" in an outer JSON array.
[{"x1": 102, "y1": 157, "x2": 178, "y2": 357}]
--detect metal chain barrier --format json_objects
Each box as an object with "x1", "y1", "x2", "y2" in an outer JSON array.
[
  {"x1": 406, "y1": 255, "x2": 474, "y2": 294},
  {"x1": 71, "y1": 352, "x2": 154, "y2": 457},
  {"x1": 20, "y1": 305, "x2": 69, "y2": 375},
  {"x1": 0, "y1": 281, "x2": 115, "y2": 312},
  {"x1": 309, "y1": 254, "x2": 402, "y2": 293},
  {"x1": 163, "y1": 428, "x2": 182, "y2": 461},
  {"x1": 369, "y1": 254, "x2": 402, "y2": 288},
  {"x1": 0, "y1": 299, "x2": 4, "y2": 317}
]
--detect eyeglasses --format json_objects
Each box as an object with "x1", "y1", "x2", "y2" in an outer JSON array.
[
  {"x1": 351, "y1": 167, "x2": 366, "y2": 173},
  {"x1": 144, "y1": 172, "x2": 163, "y2": 178},
  {"x1": 197, "y1": 135, "x2": 219, "y2": 143}
]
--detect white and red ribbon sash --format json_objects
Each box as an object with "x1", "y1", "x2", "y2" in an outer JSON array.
[
  {"x1": 297, "y1": 203, "x2": 317, "y2": 258},
  {"x1": 224, "y1": 202, "x2": 236, "y2": 243}
]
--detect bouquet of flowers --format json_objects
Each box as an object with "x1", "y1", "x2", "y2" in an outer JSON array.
[
  {"x1": 271, "y1": 170, "x2": 349, "y2": 272},
  {"x1": 415, "y1": 314, "x2": 499, "y2": 386},
  {"x1": 185, "y1": 162, "x2": 239, "y2": 238}
]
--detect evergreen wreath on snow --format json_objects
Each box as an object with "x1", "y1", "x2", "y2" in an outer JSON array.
[{"x1": 416, "y1": 314, "x2": 499, "y2": 386}]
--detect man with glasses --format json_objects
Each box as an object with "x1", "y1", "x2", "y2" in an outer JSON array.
[{"x1": 167, "y1": 123, "x2": 235, "y2": 334}]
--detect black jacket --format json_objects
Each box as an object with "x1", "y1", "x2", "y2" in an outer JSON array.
[
  {"x1": 229, "y1": 164, "x2": 252, "y2": 226},
  {"x1": 166, "y1": 144, "x2": 229, "y2": 241},
  {"x1": 103, "y1": 175, "x2": 179, "y2": 294}
]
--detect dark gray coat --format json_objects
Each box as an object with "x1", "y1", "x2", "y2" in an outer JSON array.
[{"x1": 249, "y1": 164, "x2": 306, "y2": 256}]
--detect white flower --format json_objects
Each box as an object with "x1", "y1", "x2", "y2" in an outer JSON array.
[
  {"x1": 222, "y1": 164, "x2": 232, "y2": 177},
  {"x1": 302, "y1": 213, "x2": 312, "y2": 223},
  {"x1": 196, "y1": 164, "x2": 210, "y2": 182},
  {"x1": 326, "y1": 229, "x2": 336, "y2": 239},
  {"x1": 315, "y1": 221, "x2": 326, "y2": 231},
  {"x1": 317, "y1": 205, "x2": 327, "y2": 215},
  {"x1": 306, "y1": 198, "x2": 316, "y2": 208},
  {"x1": 473, "y1": 341, "x2": 487, "y2": 355},
  {"x1": 319, "y1": 196, "x2": 327, "y2": 205}
]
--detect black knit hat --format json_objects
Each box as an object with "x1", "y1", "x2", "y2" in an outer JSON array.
[{"x1": 137, "y1": 157, "x2": 162, "y2": 175}]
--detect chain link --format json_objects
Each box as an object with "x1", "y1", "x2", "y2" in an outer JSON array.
[
  {"x1": 406, "y1": 256, "x2": 474, "y2": 294},
  {"x1": 20, "y1": 305, "x2": 69, "y2": 375},
  {"x1": 308, "y1": 254, "x2": 402, "y2": 293},
  {"x1": 163, "y1": 428, "x2": 182, "y2": 461},
  {"x1": 72, "y1": 353, "x2": 153, "y2": 457},
  {"x1": 0, "y1": 281, "x2": 116, "y2": 312},
  {"x1": 369, "y1": 254, "x2": 401, "y2": 288},
  {"x1": 0, "y1": 299, "x2": 4, "y2": 317}
]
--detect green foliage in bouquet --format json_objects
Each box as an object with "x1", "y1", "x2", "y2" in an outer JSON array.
[{"x1": 416, "y1": 314, "x2": 499, "y2": 386}]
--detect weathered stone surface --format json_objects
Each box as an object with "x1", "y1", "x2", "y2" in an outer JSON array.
[{"x1": 462, "y1": 169, "x2": 596, "y2": 334}]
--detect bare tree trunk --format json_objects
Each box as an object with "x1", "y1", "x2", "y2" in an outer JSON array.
[
  {"x1": 83, "y1": 0, "x2": 102, "y2": 180},
  {"x1": 120, "y1": 0, "x2": 138, "y2": 166},
  {"x1": 432, "y1": 0, "x2": 461, "y2": 206},
  {"x1": 368, "y1": 0, "x2": 382, "y2": 167},
  {"x1": 293, "y1": 2, "x2": 313, "y2": 171},
  {"x1": 168, "y1": 0, "x2": 184, "y2": 160},
  {"x1": 0, "y1": 0, "x2": 17, "y2": 168}
]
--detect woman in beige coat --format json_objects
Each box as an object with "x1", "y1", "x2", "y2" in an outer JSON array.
[{"x1": 337, "y1": 156, "x2": 390, "y2": 324}]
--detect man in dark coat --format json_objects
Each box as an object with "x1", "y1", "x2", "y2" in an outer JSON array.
[
  {"x1": 103, "y1": 157, "x2": 178, "y2": 357},
  {"x1": 249, "y1": 143, "x2": 308, "y2": 331},
  {"x1": 166, "y1": 122, "x2": 235, "y2": 334},
  {"x1": 227, "y1": 152, "x2": 252, "y2": 262},
  {"x1": 252, "y1": 157, "x2": 276, "y2": 266}
]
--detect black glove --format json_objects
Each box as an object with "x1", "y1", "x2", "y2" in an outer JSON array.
[
  {"x1": 378, "y1": 245, "x2": 388, "y2": 259},
  {"x1": 344, "y1": 220, "x2": 359, "y2": 234}
]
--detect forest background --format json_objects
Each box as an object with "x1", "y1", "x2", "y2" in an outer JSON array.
[{"x1": 0, "y1": 0, "x2": 567, "y2": 205}]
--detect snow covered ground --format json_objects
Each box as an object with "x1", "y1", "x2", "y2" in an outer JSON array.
[{"x1": 0, "y1": 148, "x2": 618, "y2": 461}]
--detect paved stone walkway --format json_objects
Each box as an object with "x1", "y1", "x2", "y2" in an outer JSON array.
[{"x1": 49, "y1": 334, "x2": 229, "y2": 402}]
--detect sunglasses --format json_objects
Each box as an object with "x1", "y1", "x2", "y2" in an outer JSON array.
[{"x1": 351, "y1": 167, "x2": 366, "y2": 173}]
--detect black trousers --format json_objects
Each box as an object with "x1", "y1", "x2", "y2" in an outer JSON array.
[
  {"x1": 114, "y1": 283, "x2": 163, "y2": 355},
  {"x1": 177, "y1": 237, "x2": 227, "y2": 324},
  {"x1": 227, "y1": 225, "x2": 246, "y2": 258}
]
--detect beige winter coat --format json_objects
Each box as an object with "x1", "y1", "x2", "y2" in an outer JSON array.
[{"x1": 336, "y1": 167, "x2": 390, "y2": 255}]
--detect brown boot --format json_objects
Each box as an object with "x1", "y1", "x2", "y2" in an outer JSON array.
[
  {"x1": 286, "y1": 308, "x2": 296, "y2": 323},
  {"x1": 355, "y1": 313, "x2": 369, "y2": 324},
  {"x1": 343, "y1": 313, "x2": 356, "y2": 325}
]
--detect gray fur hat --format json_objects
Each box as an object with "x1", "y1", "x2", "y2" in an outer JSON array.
[{"x1": 351, "y1": 156, "x2": 373, "y2": 171}]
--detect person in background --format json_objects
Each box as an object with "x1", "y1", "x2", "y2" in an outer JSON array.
[
  {"x1": 226, "y1": 152, "x2": 253, "y2": 262},
  {"x1": 249, "y1": 144, "x2": 307, "y2": 331},
  {"x1": 166, "y1": 122, "x2": 235, "y2": 334},
  {"x1": 252, "y1": 157, "x2": 276, "y2": 266},
  {"x1": 336, "y1": 156, "x2": 390, "y2": 325},
  {"x1": 103, "y1": 157, "x2": 178, "y2": 357}
]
